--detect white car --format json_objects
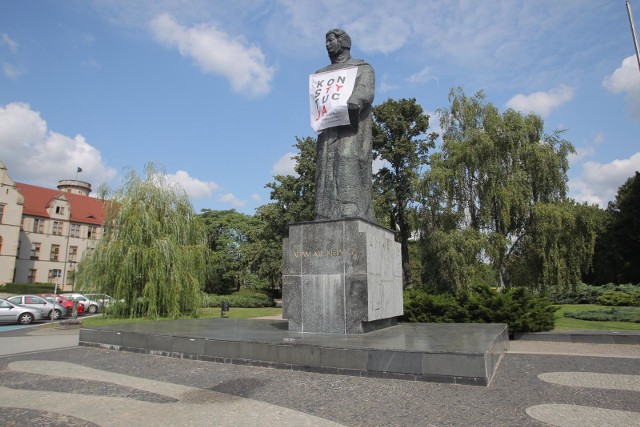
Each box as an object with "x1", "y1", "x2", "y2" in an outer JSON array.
[
  {"x1": 60, "y1": 293, "x2": 101, "y2": 314},
  {"x1": 84, "y1": 293, "x2": 115, "y2": 308}
]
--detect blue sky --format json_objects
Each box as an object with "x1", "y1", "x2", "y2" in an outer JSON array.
[{"x1": 1, "y1": 0, "x2": 639, "y2": 214}]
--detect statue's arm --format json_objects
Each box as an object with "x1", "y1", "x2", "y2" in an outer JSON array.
[{"x1": 348, "y1": 64, "x2": 375, "y2": 110}]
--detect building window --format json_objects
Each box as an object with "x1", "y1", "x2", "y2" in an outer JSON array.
[
  {"x1": 48, "y1": 269, "x2": 62, "y2": 282},
  {"x1": 27, "y1": 269, "x2": 37, "y2": 283},
  {"x1": 85, "y1": 247, "x2": 95, "y2": 258},
  {"x1": 50, "y1": 244, "x2": 60, "y2": 261},
  {"x1": 33, "y1": 218, "x2": 45, "y2": 233},
  {"x1": 30, "y1": 243, "x2": 41, "y2": 260},
  {"x1": 0, "y1": 204, "x2": 5, "y2": 223},
  {"x1": 69, "y1": 246, "x2": 78, "y2": 262},
  {"x1": 53, "y1": 221, "x2": 63, "y2": 236},
  {"x1": 55, "y1": 206, "x2": 65, "y2": 215},
  {"x1": 87, "y1": 225, "x2": 98, "y2": 239},
  {"x1": 70, "y1": 223, "x2": 81, "y2": 238}
]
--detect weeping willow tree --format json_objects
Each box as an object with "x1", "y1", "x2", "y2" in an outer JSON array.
[{"x1": 77, "y1": 164, "x2": 208, "y2": 319}]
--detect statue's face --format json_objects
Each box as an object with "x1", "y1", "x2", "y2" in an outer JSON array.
[{"x1": 326, "y1": 33, "x2": 342, "y2": 57}]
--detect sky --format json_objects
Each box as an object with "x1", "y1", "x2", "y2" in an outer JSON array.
[{"x1": 1, "y1": 0, "x2": 639, "y2": 214}]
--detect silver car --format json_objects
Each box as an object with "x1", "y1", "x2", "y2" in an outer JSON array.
[
  {"x1": 6, "y1": 295, "x2": 66, "y2": 320},
  {"x1": 0, "y1": 298, "x2": 45, "y2": 324}
]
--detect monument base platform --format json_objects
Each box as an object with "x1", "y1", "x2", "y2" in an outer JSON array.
[{"x1": 79, "y1": 319, "x2": 508, "y2": 386}]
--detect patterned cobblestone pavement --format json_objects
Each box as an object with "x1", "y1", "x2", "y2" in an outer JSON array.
[{"x1": 0, "y1": 326, "x2": 638, "y2": 426}]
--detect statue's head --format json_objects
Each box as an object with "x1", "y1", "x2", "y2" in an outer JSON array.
[{"x1": 326, "y1": 28, "x2": 351, "y2": 50}]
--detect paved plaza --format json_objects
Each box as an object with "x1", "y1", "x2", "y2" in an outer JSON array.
[{"x1": 0, "y1": 324, "x2": 639, "y2": 426}]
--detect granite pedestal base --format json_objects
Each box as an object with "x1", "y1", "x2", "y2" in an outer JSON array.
[
  {"x1": 282, "y1": 218, "x2": 403, "y2": 334},
  {"x1": 79, "y1": 319, "x2": 509, "y2": 386}
]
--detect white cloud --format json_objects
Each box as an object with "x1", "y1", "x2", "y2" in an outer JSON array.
[
  {"x1": 568, "y1": 132, "x2": 604, "y2": 164},
  {"x1": 0, "y1": 33, "x2": 17, "y2": 52},
  {"x1": 406, "y1": 67, "x2": 438, "y2": 84},
  {"x1": 251, "y1": 193, "x2": 261, "y2": 203},
  {"x1": 569, "y1": 152, "x2": 640, "y2": 207},
  {"x1": 346, "y1": 9, "x2": 412, "y2": 54},
  {"x1": 603, "y1": 55, "x2": 640, "y2": 120},
  {"x1": 149, "y1": 13, "x2": 275, "y2": 97},
  {"x1": 272, "y1": 152, "x2": 297, "y2": 176},
  {"x1": 165, "y1": 170, "x2": 219, "y2": 198},
  {"x1": 506, "y1": 85, "x2": 574, "y2": 117},
  {"x1": 378, "y1": 79, "x2": 399, "y2": 93},
  {"x1": 218, "y1": 192, "x2": 246, "y2": 208},
  {"x1": 0, "y1": 102, "x2": 117, "y2": 189},
  {"x1": 3, "y1": 63, "x2": 25, "y2": 80}
]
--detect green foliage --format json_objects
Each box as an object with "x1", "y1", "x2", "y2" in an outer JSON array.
[
  {"x1": 421, "y1": 87, "x2": 580, "y2": 291},
  {"x1": 585, "y1": 172, "x2": 640, "y2": 285},
  {"x1": 373, "y1": 98, "x2": 435, "y2": 286},
  {"x1": 597, "y1": 290, "x2": 640, "y2": 306},
  {"x1": 419, "y1": 227, "x2": 485, "y2": 293},
  {"x1": 550, "y1": 283, "x2": 640, "y2": 305},
  {"x1": 402, "y1": 290, "x2": 469, "y2": 323},
  {"x1": 564, "y1": 306, "x2": 640, "y2": 323},
  {"x1": 402, "y1": 285, "x2": 557, "y2": 334},
  {"x1": 507, "y1": 201, "x2": 602, "y2": 292},
  {"x1": 202, "y1": 292, "x2": 275, "y2": 308},
  {"x1": 77, "y1": 164, "x2": 208, "y2": 319},
  {"x1": 252, "y1": 136, "x2": 317, "y2": 292},
  {"x1": 1, "y1": 282, "x2": 56, "y2": 294},
  {"x1": 199, "y1": 209, "x2": 261, "y2": 294}
]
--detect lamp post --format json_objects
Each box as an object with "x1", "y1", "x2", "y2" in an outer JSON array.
[{"x1": 628, "y1": 0, "x2": 640, "y2": 73}]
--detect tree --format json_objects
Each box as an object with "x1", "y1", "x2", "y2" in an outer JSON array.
[
  {"x1": 77, "y1": 164, "x2": 208, "y2": 319},
  {"x1": 586, "y1": 172, "x2": 640, "y2": 284},
  {"x1": 199, "y1": 209, "x2": 260, "y2": 294},
  {"x1": 251, "y1": 136, "x2": 316, "y2": 291},
  {"x1": 373, "y1": 98, "x2": 435, "y2": 286},
  {"x1": 425, "y1": 88, "x2": 575, "y2": 289},
  {"x1": 507, "y1": 201, "x2": 603, "y2": 292}
]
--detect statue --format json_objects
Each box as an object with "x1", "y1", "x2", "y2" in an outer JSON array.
[{"x1": 313, "y1": 29, "x2": 376, "y2": 222}]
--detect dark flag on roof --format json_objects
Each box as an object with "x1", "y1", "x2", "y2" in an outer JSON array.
[{"x1": 77, "y1": 167, "x2": 83, "y2": 173}]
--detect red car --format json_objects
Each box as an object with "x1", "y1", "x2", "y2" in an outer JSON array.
[{"x1": 38, "y1": 294, "x2": 85, "y2": 316}]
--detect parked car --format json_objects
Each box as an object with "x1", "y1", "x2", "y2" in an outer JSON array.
[
  {"x1": 0, "y1": 297, "x2": 45, "y2": 324},
  {"x1": 6, "y1": 295, "x2": 67, "y2": 320},
  {"x1": 60, "y1": 293, "x2": 101, "y2": 314},
  {"x1": 84, "y1": 293, "x2": 115, "y2": 308},
  {"x1": 38, "y1": 294, "x2": 85, "y2": 316}
]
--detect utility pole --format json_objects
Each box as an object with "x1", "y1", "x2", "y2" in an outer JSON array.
[{"x1": 627, "y1": 1, "x2": 640, "y2": 72}]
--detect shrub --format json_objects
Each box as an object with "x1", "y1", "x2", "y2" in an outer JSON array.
[
  {"x1": 1, "y1": 282, "x2": 57, "y2": 294},
  {"x1": 202, "y1": 292, "x2": 274, "y2": 308},
  {"x1": 403, "y1": 284, "x2": 557, "y2": 335},
  {"x1": 403, "y1": 290, "x2": 469, "y2": 323},
  {"x1": 597, "y1": 290, "x2": 640, "y2": 306},
  {"x1": 549, "y1": 283, "x2": 640, "y2": 305},
  {"x1": 564, "y1": 307, "x2": 640, "y2": 323}
]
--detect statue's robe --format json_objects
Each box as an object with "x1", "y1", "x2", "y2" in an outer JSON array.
[{"x1": 314, "y1": 58, "x2": 375, "y2": 222}]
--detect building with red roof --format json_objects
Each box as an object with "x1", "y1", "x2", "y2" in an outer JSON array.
[{"x1": 0, "y1": 162, "x2": 107, "y2": 289}]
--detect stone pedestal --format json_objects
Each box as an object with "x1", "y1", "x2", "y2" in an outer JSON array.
[{"x1": 282, "y1": 218, "x2": 403, "y2": 334}]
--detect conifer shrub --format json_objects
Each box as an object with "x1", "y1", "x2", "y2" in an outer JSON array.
[
  {"x1": 564, "y1": 307, "x2": 640, "y2": 323},
  {"x1": 203, "y1": 292, "x2": 274, "y2": 308},
  {"x1": 402, "y1": 284, "x2": 557, "y2": 335},
  {"x1": 597, "y1": 290, "x2": 640, "y2": 307}
]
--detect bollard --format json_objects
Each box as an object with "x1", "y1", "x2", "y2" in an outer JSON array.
[{"x1": 221, "y1": 301, "x2": 230, "y2": 317}]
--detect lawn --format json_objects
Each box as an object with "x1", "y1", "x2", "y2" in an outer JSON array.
[
  {"x1": 553, "y1": 304, "x2": 640, "y2": 331},
  {"x1": 81, "y1": 307, "x2": 282, "y2": 327},
  {"x1": 72, "y1": 304, "x2": 640, "y2": 332}
]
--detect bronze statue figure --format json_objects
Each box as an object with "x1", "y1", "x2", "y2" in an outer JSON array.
[{"x1": 313, "y1": 29, "x2": 376, "y2": 222}]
